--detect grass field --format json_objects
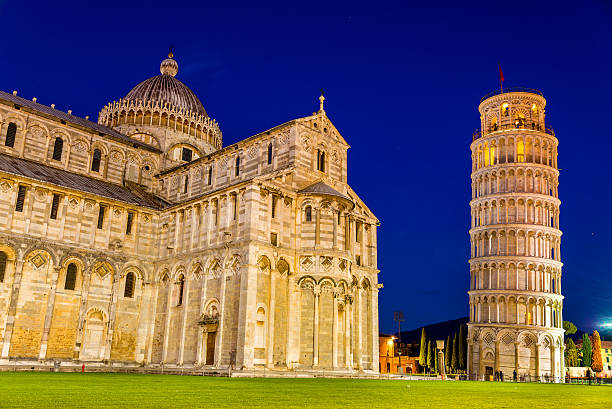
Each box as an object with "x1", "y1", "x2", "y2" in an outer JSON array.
[{"x1": 0, "y1": 372, "x2": 610, "y2": 408}]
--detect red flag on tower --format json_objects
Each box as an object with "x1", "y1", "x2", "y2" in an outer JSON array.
[{"x1": 498, "y1": 64, "x2": 505, "y2": 82}]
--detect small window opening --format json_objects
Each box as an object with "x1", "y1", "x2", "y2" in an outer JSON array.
[
  {"x1": 50, "y1": 193, "x2": 60, "y2": 220},
  {"x1": 177, "y1": 275, "x2": 185, "y2": 305},
  {"x1": 91, "y1": 149, "x2": 102, "y2": 172},
  {"x1": 356, "y1": 255, "x2": 361, "y2": 266},
  {"x1": 182, "y1": 147, "x2": 193, "y2": 162},
  {"x1": 305, "y1": 206, "x2": 312, "y2": 222},
  {"x1": 15, "y1": 185, "x2": 26, "y2": 212},
  {"x1": 0, "y1": 252, "x2": 7, "y2": 282},
  {"x1": 5, "y1": 123, "x2": 17, "y2": 147},
  {"x1": 97, "y1": 205, "x2": 106, "y2": 229},
  {"x1": 270, "y1": 232, "x2": 278, "y2": 247},
  {"x1": 65, "y1": 263, "x2": 77, "y2": 290},
  {"x1": 126, "y1": 212, "x2": 134, "y2": 235},
  {"x1": 124, "y1": 272, "x2": 135, "y2": 298},
  {"x1": 233, "y1": 195, "x2": 238, "y2": 221},
  {"x1": 184, "y1": 175, "x2": 189, "y2": 194},
  {"x1": 208, "y1": 167, "x2": 213, "y2": 185},
  {"x1": 271, "y1": 196, "x2": 277, "y2": 219},
  {"x1": 267, "y1": 143, "x2": 273, "y2": 165},
  {"x1": 235, "y1": 156, "x2": 240, "y2": 177},
  {"x1": 52, "y1": 138, "x2": 63, "y2": 161}
]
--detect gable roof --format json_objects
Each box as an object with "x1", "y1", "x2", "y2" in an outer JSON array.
[
  {"x1": 298, "y1": 181, "x2": 352, "y2": 202},
  {"x1": 0, "y1": 154, "x2": 169, "y2": 210},
  {"x1": 0, "y1": 90, "x2": 161, "y2": 153}
]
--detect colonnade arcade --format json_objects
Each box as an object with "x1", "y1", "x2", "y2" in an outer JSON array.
[
  {"x1": 472, "y1": 198, "x2": 560, "y2": 229},
  {"x1": 0, "y1": 241, "x2": 147, "y2": 362},
  {"x1": 468, "y1": 327, "x2": 565, "y2": 381},
  {"x1": 472, "y1": 134, "x2": 558, "y2": 171},
  {"x1": 296, "y1": 275, "x2": 375, "y2": 370},
  {"x1": 470, "y1": 228, "x2": 561, "y2": 261},
  {"x1": 472, "y1": 167, "x2": 559, "y2": 199}
]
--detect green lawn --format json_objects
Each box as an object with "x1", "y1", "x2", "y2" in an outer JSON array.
[{"x1": 0, "y1": 372, "x2": 610, "y2": 408}]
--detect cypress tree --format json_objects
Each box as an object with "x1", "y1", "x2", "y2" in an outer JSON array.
[
  {"x1": 445, "y1": 335, "x2": 452, "y2": 372},
  {"x1": 433, "y1": 342, "x2": 439, "y2": 373},
  {"x1": 418, "y1": 328, "x2": 427, "y2": 370},
  {"x1": 582, "y1": 333, "x2": 592, "y2": 367},
  {"x1": 566, "y1": 338, "x2": 578, "y2": 367},
  {"x1": 451, "y1": 332, "x2": 459, "y2": 371},
  {"x1": 427, "y1": 340, "x2": 435, "y2": 370},
  {"x1": 592, "y1": 330, "x2": 603, "y2": 372},
  {"x1": 459, "y1": 325, "x2": 466, "y2": 370}
]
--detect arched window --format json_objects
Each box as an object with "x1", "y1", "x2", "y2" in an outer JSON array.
[
  {"x1": 502, "y1": 102, "x2": 509, "y2": 117},
  {"x1": 255, "y1": 307, "x2": 266, "y2": 348},
  {"x1": 5, "y1": 123, "x2": 17, "y2": 147},
  {"x1": 65, "y1": 263, "x2": 77, "y2": 290},
  {"x1": 177, "y1": 275, "x2": 185, "y2": 305},
  {"x1": 235, "y1": 156, "x2": 240, "y2": 177},
  {"x1": 0, "y1": 251, "x2": 6, "y2": 282},
  {"x1": 52, "y1": 138, "x2": 63, "y2": 161},
  {"x1": 516, "y1": 139, "x2": 525, "y2": 163},
  {"x1": 317, "y1": 149, "x2": 326, "y2": 172},
  {"x1": 124, "y1": 272, "x2": 135, "y2": 298},
  {"x1": 91, "y1": 149, "x2": 102, "y2": 172},
  {"x1": 267, "y1": 143, "x2": 273, "y2": 165},
  {"x1": 208, "y1": 167, "x2": 213, "y2": 185},
  {"x1": 305, "y1": 206, "x2": 312, "y2": 222}
]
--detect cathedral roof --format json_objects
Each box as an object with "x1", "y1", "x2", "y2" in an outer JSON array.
[
  {"x1": 0, "y1": 154, "x2": 169, "y2": 210},
  {"x1": 123, "y1": 54, "x2": 207, "y2": 117},
  {"x1": 0, "y1": 91, "x2": 161, "y2": 153},
  {"x1": 298, "y1": 181, "x2": 352, "y2": 202}
]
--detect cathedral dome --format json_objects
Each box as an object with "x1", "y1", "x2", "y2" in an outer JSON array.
[{"x1": 124, "y1": 53, "x2": 207, "y2": 117}]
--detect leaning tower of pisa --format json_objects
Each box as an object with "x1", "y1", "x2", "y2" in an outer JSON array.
[{"x1": 467, "y1": 88, "x2": 565, "y2": 382}]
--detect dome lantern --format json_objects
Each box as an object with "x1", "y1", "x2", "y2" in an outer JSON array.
[{"x1": 160, "y1": 52, "x2": 178, "y2": 77}]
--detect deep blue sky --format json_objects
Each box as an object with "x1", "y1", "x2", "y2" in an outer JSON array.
[{"x1": 1, "y1": 1, "x2": 610, "y2": 334}]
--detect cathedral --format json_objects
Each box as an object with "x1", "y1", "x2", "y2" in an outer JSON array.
[
  {"x1": 467, "y1": 88, "x2": 564, "y2": 381},
  {"x1": 0, "y1": 53, "x2": 380, "y2": 373}
]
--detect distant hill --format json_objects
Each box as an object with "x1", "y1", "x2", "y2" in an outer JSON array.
[{"x1": 395, "y1": 317, "x2": 468, "y2": 344}]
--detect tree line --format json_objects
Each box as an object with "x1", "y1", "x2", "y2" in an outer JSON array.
[
  {"x1": 418, "y1": 324, "x2": 467, "y2": 374},
  {"x1": 564, "y1": 321, "x2": 604, "y2": 373}
]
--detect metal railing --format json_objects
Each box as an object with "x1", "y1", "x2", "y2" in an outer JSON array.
[
  {"x1": 480, "y1": 87, "x2": 544, "y2": 103},
  {"x1": 472, "y1": 122, "x2": 555, "y2": 141}
]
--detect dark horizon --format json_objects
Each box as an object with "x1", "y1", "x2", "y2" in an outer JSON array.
[{"x1": 1, "y1": 0, "x2": 610, "y2": 335}]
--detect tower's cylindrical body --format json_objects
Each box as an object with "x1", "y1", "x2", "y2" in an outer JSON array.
[{"x1": 467, "y1": 88, "x2": 564, "y2": 382}]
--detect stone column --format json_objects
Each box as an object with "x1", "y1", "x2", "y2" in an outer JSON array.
[
  {"x1": 313, "y1": 285, "x2": 320, "y2": 368},
  {"x1": 332, "y1": 210, "x2": 338, "y2": 249},
  {"x1": 371, "y1": 285, "x2": 379, "y2": 371},
  {"x1": 104, "y1": 271, "x2": 122, "y2": 360},
  {"x1": 345, "y1": 296, "x2": 352, "y2": 369},
  {"x1": 332, "y1": 291, "x2": 338, "y2": 369},
  {"x1": 178, "y1": 277, "x2": 191, "y2": 365},
  {"x1": 535, "y1": 343, "x2": 540, "y2": 381},
  {"x1": 514, "y1": 341, "x2": 520, "y2": 378},
  {"x1": 161, "y1": 281, "x2": 173, "y2": 363},
  {"x1": 267, "y1": 269, "x2": 276, "y2": 368},
  {"x1": 73, "y1": 265, "x2": 92, "y2": 359},
  {"x1": 1, "y1": 257, "x2": 25, "y2": 358},
  {"x1": 145, "y1": 282, "x2": 160, "y2": 364},
  {"x1": 494, "y1": 340, "x2": 500, "y2": 374},
  {"x1": 315, "y1": 208, "x2": 321, "y2": 246},
  {"x1": 356, "y1": 285, "x2": 363, "y2": 370},
  {"x1": 285, "y1": 274, "x2": 299, "y2": 368},
  {"x1": 196, "y1": 275, "x2": 209, "y2": 365},
  {"x1": 39, "y1": 266, "x2": 62, "y2": 359}
]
